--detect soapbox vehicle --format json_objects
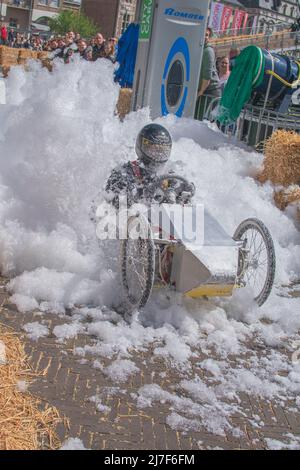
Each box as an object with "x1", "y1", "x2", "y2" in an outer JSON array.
[{"x1": 119, "y1": 174, "x2": 276, "y2": 312}]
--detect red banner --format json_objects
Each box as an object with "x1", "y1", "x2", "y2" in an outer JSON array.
[
  {"x1": 242, "y1": 13, "x2": 249, "y2": 31},
  {"x1": 232, "y1": 10, "x2": 245, "y2": 35},
  {"x1": 220, "y1": 6, "x2": 233, "y2": 33}
]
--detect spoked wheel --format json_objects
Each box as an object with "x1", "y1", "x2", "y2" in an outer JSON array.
[
  {"x1": 120, "y1": 215, "x2": 155, "y2": 313},
  {"x1": 233, "y1": 218, "x2": 276, "y2": 306}
]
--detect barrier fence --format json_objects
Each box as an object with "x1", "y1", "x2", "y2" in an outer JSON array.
[
  {"x1": 195, "y1": 94, "x2": 300, "y2": 150},
  {"x1": 211, "y1": 30, "x2": 300, "y2": 55},
  {"x1": 213, "y1": 22, "x2": 292, "y2": 39}
]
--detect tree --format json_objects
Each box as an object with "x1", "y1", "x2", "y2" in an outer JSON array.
[{"x1": 48, "y1": 10, "x2": 99, "y2": 37}]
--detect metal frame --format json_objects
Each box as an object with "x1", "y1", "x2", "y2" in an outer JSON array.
[{"x1": 195, "y1": 89, "x2": 300, "y2": 150}]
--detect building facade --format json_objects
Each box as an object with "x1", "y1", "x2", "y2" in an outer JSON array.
[
  {"x1": 240, "y1": 0, "x2": 299, "y2": 30},
  {"x1": 0, "y1": 0, "x2": 81, "y2": 31},
  {"x1": 82, "y1": 0, "x2": 137, "y2": 38},
  {"x1": 208, "y1": 0, "x2": 299, "y2": 35}
]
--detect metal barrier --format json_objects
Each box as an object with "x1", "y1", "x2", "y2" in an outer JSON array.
[
  {"x1": 213, "y1": 22, "x2": 292, "y2": 39},
  {"x1": 237, "y1": 104, "x2": 300, "y2": 149},
  {"x1": 195, "y1": 93, "x2": 300, "y2": 150},
  {"x1": 211, "y1": 30, "x2": 299, "y2": 55}
]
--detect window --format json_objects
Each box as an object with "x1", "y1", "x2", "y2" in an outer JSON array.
[
  {"x1": 121, "y1": 13, "x2": 131, "y2": 33},
  {"x1": 38, "y1": 0, "x2": 60, "y2": 6},
  {"x1": 9, "y1": 18, "x2": 18, "y2": 28},
  {"x1": 166, "y1": 60, "x2": 184, "y2": 108}
]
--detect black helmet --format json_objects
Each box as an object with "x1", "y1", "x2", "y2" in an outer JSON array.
[{"x1": 136, "y1": 124, "x2": 172, "y2": 167}]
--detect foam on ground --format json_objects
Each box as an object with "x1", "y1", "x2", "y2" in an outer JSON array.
[{"x1": 1, "y1": 59, "x2": 300, "y2": 441}]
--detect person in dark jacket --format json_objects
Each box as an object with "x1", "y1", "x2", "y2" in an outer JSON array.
[
  {"x1": 196, "y1": 27, "x2": 221, "y2": 121},
  {"x1": 92, "y1": 33, "x2": 105, "y2": 61},
  {"x1": 8, "y1": 28, "x2": 15, "y2": 47}
]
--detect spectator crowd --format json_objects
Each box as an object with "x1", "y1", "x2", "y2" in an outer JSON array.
[
  {"x1": 0, "y1": 24, "x2": 117, "y2": 64},
  {"x1": 2, "y1": 21, "x2": 235, "y2": 120},
  {"x1": 196, "y1": 27, "x2": 238, "y2": 121}
]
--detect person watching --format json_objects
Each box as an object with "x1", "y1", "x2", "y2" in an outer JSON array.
[
  {"x1": 196, "y1": 27, "x2": 221, "y2": 121},
  {"x1": 93, "y1": 33, "x2": 105, "y2": 61}
]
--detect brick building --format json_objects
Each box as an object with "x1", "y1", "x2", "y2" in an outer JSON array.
[
  {"x1": 0, "y1": 0, "x2": 81, "y2": 31},
  {"x1": 209, "y1": 0, "x2": 299, "y2": 35},
  {"x1": 239, "y1": 0, "x2": 299, "y2": 29},
  {"x1": 82, "y1": 0, "x2": 137, "y2": 38}
]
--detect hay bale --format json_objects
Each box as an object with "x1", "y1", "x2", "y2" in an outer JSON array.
[
  {"x1": 0, "y1": 46, "x2": 19, "y2": 66},
  {"x1": 259, "y1": 130, "x2": 300, "y2": 186},
  {"x1": 0, "y1": 324, "x2": 63, "y2": 450},
  {"x1": 18, "y1": 49, "x2": 33, "y2": 60},
  {"x1": 274, "y1": 185, "x2": 300, "y2": 210},
  {"x1": 41, "y1": 58, "x2": 53, "y2": 72},
  {"x1": 116, "y1": 88, "x2": 133, "y2": 120},
  {"x1": 17, "y1": 58, "x2": 27, "y2": 66},
  {"x1": 37, "y1": 51, "x2": 49, "y2": 61},
  {"x1": 18, "y1": 49, "x2": 38, "y2": 65},
  {"x1": 1, "y1": 65, "x2": 11, "y2": 78}
]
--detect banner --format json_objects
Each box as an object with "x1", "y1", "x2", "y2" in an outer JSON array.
[
  {"x1": 232, "y1": 10, "x2": 245, "y2": 35},
  {"x1": 242, "y1": 13, "x2": 249, "y2": 32},
  {"x1": 220, "y1": 6, "x2": 233, "y2": 33},
  {"x1": 251, "y1": 15, "x2": 258, "y2": 35},
  {"x1": 208, "y1": 1, "x2": 225, "y2": 32}
]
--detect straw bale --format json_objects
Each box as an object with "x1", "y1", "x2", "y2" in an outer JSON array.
[
  {"x1": 18, "y1": 49, "x2": 34, "y2": 60},
  {"x1": 41, "y1": 59, "x2": 53, "y2": 72},
  {"x1": 1, "y1": 65, "x2": 11, "y2": 78},
  {"x1": 116, "y1": 88, "x2": 133, "y2": 120},
  {"x1": 0, "y1": 47, "x2": 19, "y2": 66},
  {"x1": 0, "y1": 324, "x2": 63, "y2": 450},
  {"x1": 37, "y1": 51, "x2": 49, "y2": 60},
  {"x1": 274, "y1": 185, "x2": 300, "y2": 210},
  {"x1": 18, "y1": 50, "x2": 38, "y2": 65},
  {"x1": 259, "y1": 130, "x2": 300, "y2": 186}
]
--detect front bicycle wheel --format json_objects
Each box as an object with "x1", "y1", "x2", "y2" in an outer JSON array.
[
  {"x1": 120, "y1": 215, "x2": 155, "y2": 312},
  {"x1": 233, "y1": 218, "x2": 276, "y2": 306}
]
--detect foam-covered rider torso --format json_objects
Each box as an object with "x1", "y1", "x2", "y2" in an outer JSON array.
[{"x1": 105, "y1": 160, "x2": 159, "y2": 208}]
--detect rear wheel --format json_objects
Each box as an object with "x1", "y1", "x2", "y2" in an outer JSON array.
[
  {"x1": 120, "y1": 215, "x2": 155, "y2": 313},
  {"x1": 233, "y1": 218, "x2": 276, "y2": 306}
]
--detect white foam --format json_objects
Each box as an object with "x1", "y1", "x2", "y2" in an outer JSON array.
[
  {"x1": 60, "y1": 437, "x2": 87, "y2": 450},
  {"x1": 0, "y1": 59, "x2": 300, "y2": 440},
  {"x1": 23, "y1": 321, "x2": 49, "y2": 341}
]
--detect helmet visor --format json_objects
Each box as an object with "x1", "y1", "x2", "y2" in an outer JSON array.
[{"x1": 141, "y1": 137, "x2": 171, "y2": 164}]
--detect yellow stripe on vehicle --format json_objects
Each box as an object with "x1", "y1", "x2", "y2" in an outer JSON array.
[{"x1": 184, "y1": 284, "x2": 235, "y2": 299}]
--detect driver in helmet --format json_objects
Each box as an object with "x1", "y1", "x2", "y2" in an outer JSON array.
[{"x1": 105, "y1": 123, "x2": 194, "y2": 208}]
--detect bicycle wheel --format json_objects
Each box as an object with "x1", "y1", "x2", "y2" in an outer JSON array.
[
  {"x1": 120, "y1": 215, "x2": 155, "y2": 312},
  {"x1": 233, "y1": 218, "x2": 276, "y2": 306}
]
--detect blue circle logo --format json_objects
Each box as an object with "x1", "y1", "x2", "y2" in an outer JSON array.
[{"x1": 161, "y1": 37, "x2": 190, "y2": 117}]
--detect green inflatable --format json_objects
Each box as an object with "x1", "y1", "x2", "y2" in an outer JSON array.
[{"x1": 217, "y1": 46, "x2": 265, "y2": 125}]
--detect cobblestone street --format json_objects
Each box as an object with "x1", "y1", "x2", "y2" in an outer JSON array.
[{"x1": 1, "y1": 277, "x2": 300, "y2": 450}]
